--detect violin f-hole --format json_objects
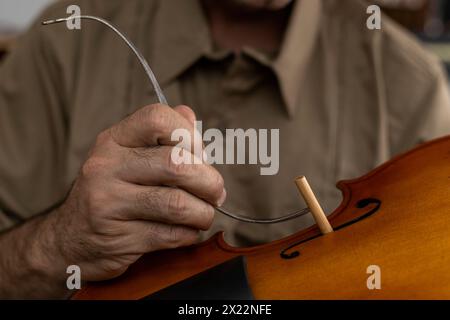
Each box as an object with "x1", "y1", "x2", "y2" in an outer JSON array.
[
  {"x1": 279, "y1": 198, "x2": 382, "y2": 259},
  {"x1": 334, "y1": 198, "x2": 381, "y2": 231}
]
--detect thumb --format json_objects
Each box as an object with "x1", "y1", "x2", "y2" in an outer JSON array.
[{"x1": 174, "y1": 105, "x2": 196, "y2": 126}]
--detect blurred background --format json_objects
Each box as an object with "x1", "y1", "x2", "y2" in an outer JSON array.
[
  {"x1": 0, "y1": 0, "x2": 54, "y2": 60},
  {"x1": 2, "y1": 0, "x2": 450, "y2": 71}
]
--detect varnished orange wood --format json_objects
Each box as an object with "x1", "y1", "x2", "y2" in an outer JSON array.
[{"x1": 74, "y1": 135, "x2": 450, "y2": 299}]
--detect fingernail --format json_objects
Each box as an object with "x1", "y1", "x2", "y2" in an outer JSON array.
[{"x1": 217, "y1": 188, "x2": 227, "y2": 207}]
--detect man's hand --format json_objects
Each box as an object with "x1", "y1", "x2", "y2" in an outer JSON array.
[
  {"x1": 0, "y1": 104, "x2": 226, "y2": 298},
  {"x1": 53, "y1": 104, "x2": 225, "y2": 279}
]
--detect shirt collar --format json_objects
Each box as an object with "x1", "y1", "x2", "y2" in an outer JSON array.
[
  {"x1": 273, "y1": 0, "x2": 322, "y2": 117},
  {"x1": 151, "y1": 0, "x2": 211, "y2": 86},
  {"x1": 151, "y1": 0, "x2": 322, "y2": 117}
]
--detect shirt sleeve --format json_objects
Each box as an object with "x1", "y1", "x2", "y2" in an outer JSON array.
[{"x1": 0, "y1": 14, "x2": 69, "y2": 231}]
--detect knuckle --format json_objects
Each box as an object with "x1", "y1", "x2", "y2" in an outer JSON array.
[
  {"x1": 108, "y1": 123, "x2": 123, "y2": 144},
  {"x1": 156, "y1": 224, "x2": 197, "y2": 249},
  {"x1": 144, "y1": 104, "x2": 169, "y2": 130},
  {"x1": 164, "y1": 225, "x2": 182, "y2": 247},
  {"x1": 201, "y1": 205, "x2": 215, "y2": 230},
  {"x1": 169, "y1": 227, "x2": 198, "y2": 248},
  {"x1": 176, "y1": 104, "x2": 195, "y2": 117},
  {"x1": 144, "y1": 103, "x2": 165, "y2": 114},
  {"x1": 95, "y1": 129, "x2": 111, "y2": 146},
  {"x1": 165, "y1": 148, "x2": 188, "y2": 178},
  {"x1": 136, "y1": 189, "x2": 157, "y2": 211},
  {"x1": 80, "y1": 158, "x2": 107, "y2": 180},
  {"x1": 130, "y1": 147, "x2": 146, "y2": 159},
  {"x1": 167, "y1": 191, "x2": 187, "y2": 222},
  {"x1": 130, "y1": 148, "x2": 156, "y2": 171}
]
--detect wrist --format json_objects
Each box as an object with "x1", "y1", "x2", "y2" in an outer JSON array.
[
  {"x1": 23, "y1": 212, "x2": 72, "y2": 297},
  {"x1": 0, "y1": 210, "x2": 71, "y2": 298},
  {"x1": 26, "y1": 212, "x2": 68, "y2": 282}
]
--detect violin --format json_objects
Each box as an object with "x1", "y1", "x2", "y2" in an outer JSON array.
[
  {"x1": 41, "y1": 15, "x2": 450, "y2": 300},
  {"x1": 72, "y1": 135, "x2": 450, "y2": 300}
]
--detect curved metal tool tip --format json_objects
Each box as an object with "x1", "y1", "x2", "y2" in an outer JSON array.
[{"x1": 42, "y1": 18, "x2": 66, "y2": 25}]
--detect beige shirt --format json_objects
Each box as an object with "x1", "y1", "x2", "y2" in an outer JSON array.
[{"x1": 0, "y1": 0, "x2": 449, "y2": 246}]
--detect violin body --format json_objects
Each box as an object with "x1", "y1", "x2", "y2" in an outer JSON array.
[{"x1": 74, "y1": 136, "x2": 450, "y2": 299}]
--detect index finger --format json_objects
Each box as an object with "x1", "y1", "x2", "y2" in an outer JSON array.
[{"x1": 110, "y1": 104, "x2": 203, "y2": 158}]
